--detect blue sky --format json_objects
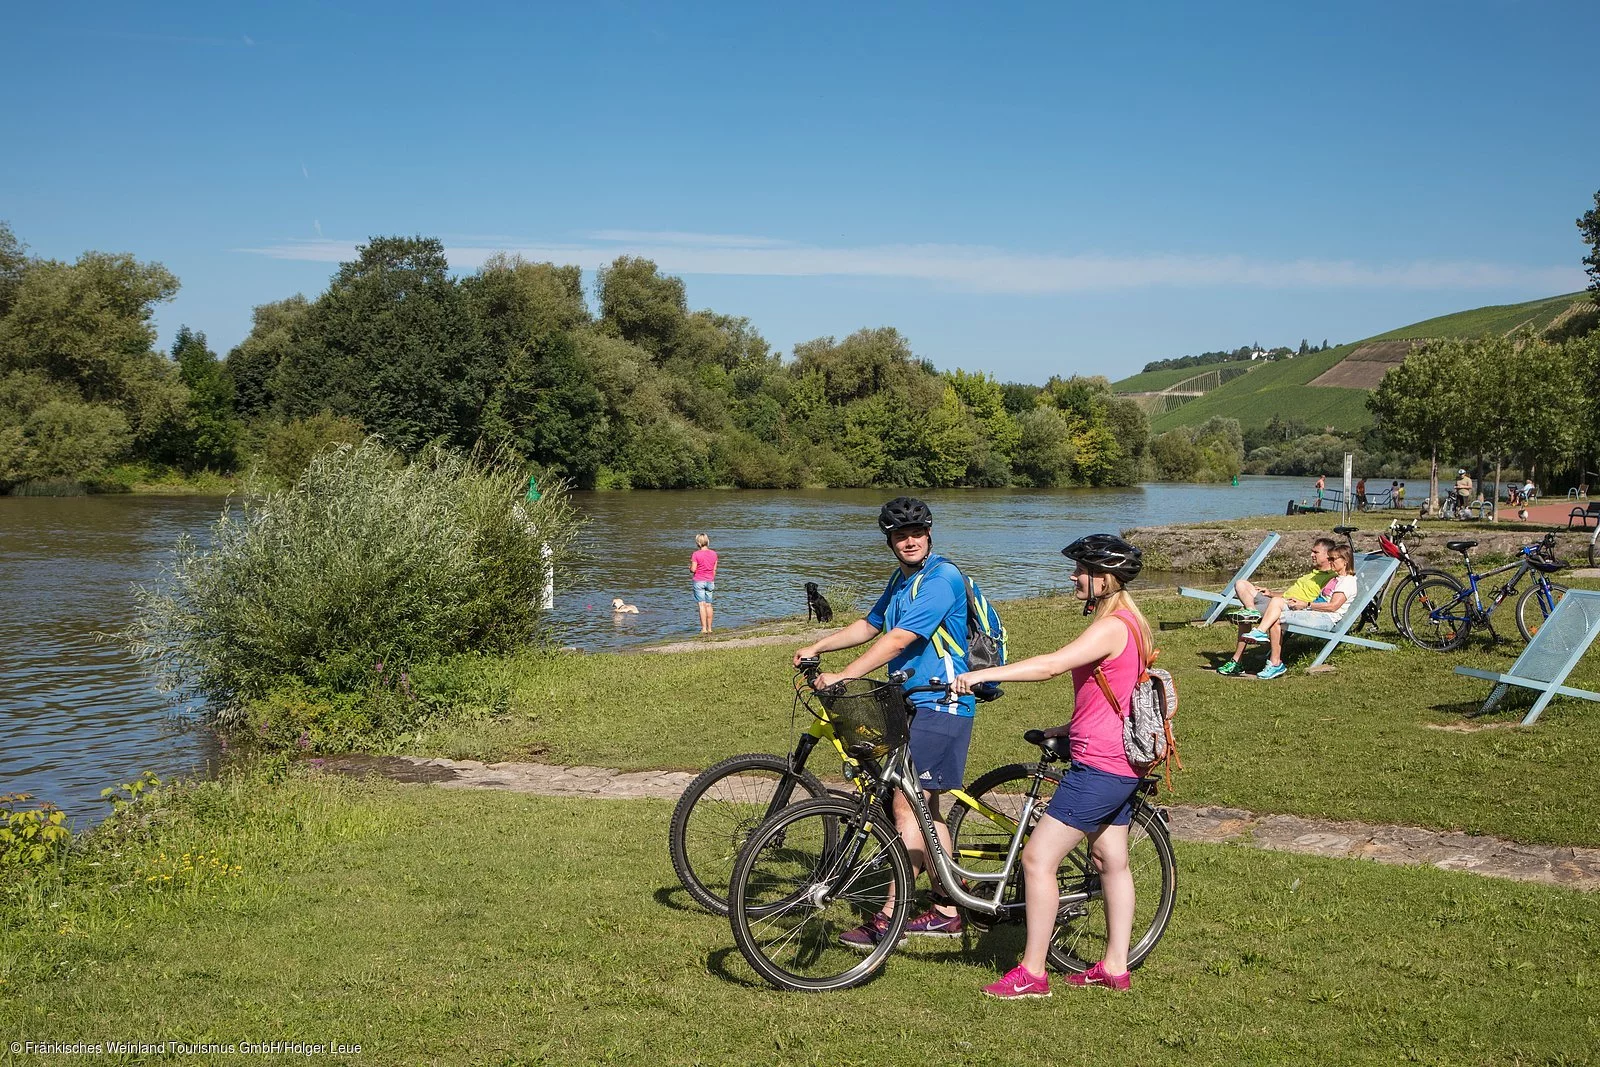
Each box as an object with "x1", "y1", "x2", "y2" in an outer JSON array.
[{"x1": 4, "y1": 0, "x2": 1597, "y2": 382}]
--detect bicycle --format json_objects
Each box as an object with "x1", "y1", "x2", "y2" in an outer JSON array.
[
  {"x1": 668, "y1": 657, "x2": 856, "y2": 916},
  {"x1": 726, "y1": 673, "x2": 1176, "y2": 992},
  {"x1": 1400, "y1": 534, "x2": 1569, "y2": 651},
  {"x1": 1589, "y1": 521, "x2": 1599, "y2": 569},
  {"x1": 1333, "y1": 520, "x2": 1459, "y2": 637}
]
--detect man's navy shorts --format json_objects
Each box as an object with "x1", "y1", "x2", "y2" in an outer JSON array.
[
  {"x1": 1043, "y1": 761, "x2": 1142, "y2": 833},
  {"x1": 907, "y1": 710, "x2": 973, "y2": 792}
]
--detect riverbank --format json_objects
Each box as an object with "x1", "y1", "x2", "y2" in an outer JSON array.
[{"x1": 1126, "y1": 511, "x2": 1595, "y2": 577}]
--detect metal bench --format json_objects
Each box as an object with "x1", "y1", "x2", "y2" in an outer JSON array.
[
  {"x1": 1569, "y1": 502, "x2": 1600, "y2": 530},
  {"x1": 1280, "y1": 551, "x2": 1401, "y2": 668},
  {"x1": 1176, "y1": 533, "x2": 1281, "y2": 625},
  {"x1": 1454, "y1": 589, "x2": 1600, "y2": 725}
]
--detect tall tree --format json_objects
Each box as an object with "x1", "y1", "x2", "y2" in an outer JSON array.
[
  {"x1": 276, "y1": 236, "x2": 483, "y2": 454},
  {"x1": 224, "y1": 295, "x2": 310, "y2": 418},
  {"x1": 596, "y1": 256, "x2": 686, "y2": 357},
  {"x1": 1578, "y1": 188, "x2": 1600, "y2": 301},
  {"x1": 170, "y1": 327, "x2": 241, "y2": 471},
  {"x1": 1367, "y1": 341, "x2": 1469, "y2": 509}
]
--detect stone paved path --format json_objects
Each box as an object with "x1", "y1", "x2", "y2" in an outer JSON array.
[{"x1": 316, "y1": 754, "x2": 1600, "y2": 892}]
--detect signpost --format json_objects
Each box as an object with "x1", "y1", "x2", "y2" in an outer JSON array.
[{"x1": 1343, "y1": 452, "x2": 1354, "y2": 524}]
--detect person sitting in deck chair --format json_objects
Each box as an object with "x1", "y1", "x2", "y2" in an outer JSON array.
[
  {"x1": 1217, "y1": 537, "x2": 1335, "y2": 677},
  {"x1": 1220, "y1": 545, "x2": 1356, "y2": 680}
]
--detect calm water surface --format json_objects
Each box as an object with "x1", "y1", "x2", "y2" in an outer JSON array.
[{"x1": 1, "y1": 478, "x2": 1312, "y2": 821}]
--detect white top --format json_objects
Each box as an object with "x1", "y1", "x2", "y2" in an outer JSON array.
[{"x1": 1311, "y1": 574, "x2": 1359, "y2": 624}]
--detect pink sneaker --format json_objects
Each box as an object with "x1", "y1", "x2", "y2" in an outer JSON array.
[
  {"x1": 982, "y1": 964, "x2": 1051, "y2": 999},
  {"x1": 1065, "y1": 960, "x2": 1131, "y2": 991}
]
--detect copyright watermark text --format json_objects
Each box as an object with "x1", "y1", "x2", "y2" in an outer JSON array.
[{"x1": 8, "y1": 1040, "x2": 362, "y2": 1057}]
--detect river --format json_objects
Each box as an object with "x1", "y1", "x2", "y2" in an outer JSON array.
[{"x1": 1, "y1": 477, "x2": 1314, "y2": 822}]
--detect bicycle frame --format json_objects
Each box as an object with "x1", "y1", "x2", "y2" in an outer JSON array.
[{"x1": 837, "y1": 743, "x2": 1093, "y2": 918}]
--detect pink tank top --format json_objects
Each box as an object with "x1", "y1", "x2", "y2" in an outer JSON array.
[{"x1": 1067, "y1": 609, "x2": 1142, "y2": 779}]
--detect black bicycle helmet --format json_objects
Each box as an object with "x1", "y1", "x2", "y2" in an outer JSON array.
[
  {"x1": 1062, "y1": 533, "x2": 1144, "y2": 583},
  {"x1": 878, "y1": 496, "x2": 933, "y2": 534}
]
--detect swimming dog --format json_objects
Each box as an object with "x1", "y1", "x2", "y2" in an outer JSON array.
[{"x1": 611, "y1": 598, "x2": 640, "y2": 614}]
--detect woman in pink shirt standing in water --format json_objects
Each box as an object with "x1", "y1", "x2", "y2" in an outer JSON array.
[
  {"x1": 690, "y1": 533, "x2": 718, "y2": 633},
  {"x1": 954, "y1": 533, "x2": 1150, "y2": 999}
]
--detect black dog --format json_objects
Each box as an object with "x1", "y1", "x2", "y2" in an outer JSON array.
[{"x1": 804, "y1": 581, "x2": 834, "y2": 624}]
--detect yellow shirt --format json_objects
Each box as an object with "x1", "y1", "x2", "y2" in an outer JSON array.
[{"x1": 1283, "y1": 570, "x2": 1335, "y2": 602}]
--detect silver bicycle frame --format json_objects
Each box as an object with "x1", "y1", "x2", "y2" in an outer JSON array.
[{"x1": 876, "y1": 745, "x2": 1054, "y2": 915}]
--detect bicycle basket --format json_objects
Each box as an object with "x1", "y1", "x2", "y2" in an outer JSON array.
[{"x1": 813, "y1": 679, "x2": 911, "y2": 760}]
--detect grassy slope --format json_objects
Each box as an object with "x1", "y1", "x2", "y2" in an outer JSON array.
[
  {"x1": 1110, "y1": 360, "x2": 1258, "y2": 394},
  {"x1": 4, "y1": 774, "x2": 1596, "y2": 1065},
  {"x1": 1368, "y1": 292, "x2": 1589, "y2": 341},
  {"x1": 1147, "y1": 345, "x2": 1370, "y2": 434},
  {"x1": 414, "y1": 586, "x2": 1600, "y2": 848},
  {"x1": 1147, "y1": 292, "x2": 1591, "y2": 434}
]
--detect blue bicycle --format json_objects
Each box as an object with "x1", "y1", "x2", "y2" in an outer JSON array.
[{"x1": 1400, "y1": 534, "x2": 1568, "y2": 652}]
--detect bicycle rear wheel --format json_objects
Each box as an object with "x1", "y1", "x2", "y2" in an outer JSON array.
[
  {"x1": 1048, "y1": 803, "x2": 1177, "y2": 974},
  {"x1": 1590, "y1": 531, "x2": 1598, "y2": 569},
  {"x1": 1402, "y1": 577, "x2": 1473, "y2": 651},
  {"x1": 1515, "y1": 582, "x2": 1568, "y2": 642},
  {"x1": 668, "y1": 752, "x2": 832, "y2": 916},
  {"x1": 728, "y1": 796, "x2": 911, "y2": 992}
]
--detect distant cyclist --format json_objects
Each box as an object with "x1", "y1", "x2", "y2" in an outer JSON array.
[
  {"x1": 1453, "y1": 469, "x2": 1474, "y2": 514},
  {"x1": 793, "y1": 496, "x2": 977, "y2": 947}
]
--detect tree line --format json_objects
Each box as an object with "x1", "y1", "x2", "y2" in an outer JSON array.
[
  {"x1": 2, "y1": 225, "x2": 1188, "y2": 493},
  {"x1": 1139, "y1": 339, "x2": 1333, "y2": 374}
]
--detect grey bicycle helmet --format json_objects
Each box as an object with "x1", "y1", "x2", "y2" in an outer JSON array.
[
  {"x1": 1062, "y1": 534, "x2": 1144, "y2": 615},
  {"x1": 878, "y1": 497, "x2": 933, "y2": 534}
]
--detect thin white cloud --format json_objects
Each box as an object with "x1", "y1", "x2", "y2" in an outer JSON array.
[
  {"x1": 242, "y1": 34, "x2": 255, "y2": 46},
  {"x1": 233, "y1": 231, "x2": 1584, "y2": 294},
  {"x1": 300, "y1": 162, "x2": 309, "y2": 180}
]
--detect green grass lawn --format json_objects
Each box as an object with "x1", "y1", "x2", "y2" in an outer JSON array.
[
  {"x1": 4, "y1": 774, "x2": 1596, "y2": 1065},
  {"x1": 412, "y1": 587, "x2": 1600, "y2": 850}
]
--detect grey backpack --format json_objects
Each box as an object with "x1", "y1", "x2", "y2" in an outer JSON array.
[{"x1": 1092, "y1": 617, "x2": 1182, "y2": 789}]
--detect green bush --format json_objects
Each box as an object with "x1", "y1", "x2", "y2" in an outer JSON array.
[
  {"x1": 0, "y1": 793, "x2": 72, "y2": 868},
  {"x1": 125, "y1": 438, "x2": 582, "y2": 732},
  {"x1": 257, "y1": 412, "x2": 366, "y2": 485}
]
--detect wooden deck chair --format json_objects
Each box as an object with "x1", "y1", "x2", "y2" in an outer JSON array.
[
  {"x1": 1280, "y1": 552, "x2": 1401, "y2": 668},
  {"x1": 1174, "y1": 533, "x2": 1281, "y2": 626},
  {"x1": 1454, "y1": 588, "x2": 1600, "y2": 725}
]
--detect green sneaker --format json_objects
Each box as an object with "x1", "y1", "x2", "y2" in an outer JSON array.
[{"x1": 1216, "y1": 659, "x2": 1242, "y2": 676}]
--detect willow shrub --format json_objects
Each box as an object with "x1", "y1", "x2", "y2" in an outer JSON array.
[{"x1": 126, "y1": 439, "x2": 581, "y2": 739}]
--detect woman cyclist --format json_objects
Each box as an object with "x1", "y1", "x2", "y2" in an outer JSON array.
[{"x1": 953, "y1": 534, "x2": 1149, "y2": 998}]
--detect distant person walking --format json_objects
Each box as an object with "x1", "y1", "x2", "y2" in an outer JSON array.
[
  {"x1": 691, "y1": 533, "x2": 718, "y2": 633},
  {"x1": 1390, "y1": 481, "x2": 1400, "y2": 509},
  {"x1": 1356, "y1": 477, "x2": 1368, "y2": 511},
  {"x1": 1314, "y1": 474, "x2": 1325, "y2": 509}
]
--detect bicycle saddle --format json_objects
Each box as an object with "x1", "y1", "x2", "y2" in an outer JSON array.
[
  {"x1": 1333, "y1": 526, "x2": 1358, "y2": 536},
  {"x1": 1023, "y1": 729, "x2": 1068, "y2": 762},
  {"x1": 1445, "y1": 540, "x2": 1478, "y2": 553}
]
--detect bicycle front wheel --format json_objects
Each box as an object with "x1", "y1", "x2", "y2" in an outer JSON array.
[
  {"x1": 1515, "y1": 582, "x2": 1568, "y2": 642},
  {"x1": 1387, "y1": 569, "x2": 1460, "y2": 635},
  {"x1": 668, "y1": 752, "x2": 832, "y2": 916},
  {"x1": 1049, "y1": 803, "x2": 1177, "y2": 974},
  {"x1": 728, "y1": 796, "x2": 911, "y2": 992},
  {"x1": 1402, "y1": 577, "x2": 1473, "y2": 651}
]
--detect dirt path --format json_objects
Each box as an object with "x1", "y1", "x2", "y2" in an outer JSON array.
[{"x1": 316, "y1": 754, "x2": 1600, "y2": 892}]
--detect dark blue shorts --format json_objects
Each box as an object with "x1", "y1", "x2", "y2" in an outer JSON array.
[
  {"x1": 907, "y1": 710, "x2": 974, "y2": 792},
  {"x1": 1043, "y1": 761, "x2": 1141, "y2": 833}
]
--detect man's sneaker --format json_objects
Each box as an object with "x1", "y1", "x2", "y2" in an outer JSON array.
[
  {"x1": 1228, "y1": 609, "x2": 1263, "y2": 623},
  {"x1": 1243, "y1": 628, "x2": 1270, "y2": 644},
  {"x1": 838, "y1": 912, "x2": 901, "y2": 951},
  {"x1": 1216, "y1": 659, "x2": 1242, "y2": 676},
  {"x1": 904, "y1": 906, "x2": 963, "y2": 938},
  {"x1": 982, "y1": 964, "x2": 1051, "y2": 999},
  {"x1": 1064, "y1": 961, "x2": 1131, "y2": 991},
  {"x1": 1258, "y1": 662, "x2": 1287, "y2": 680}
]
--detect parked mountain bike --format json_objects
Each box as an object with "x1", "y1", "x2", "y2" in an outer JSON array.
[
  {"x1": 726, "y1": 672, "x2": 1175, "y2": 992},
  {"x1": 1400, "y1": 534, "x2": 1568, "y2": 651},
  {"x1": 1589, "y1": 521, "x2": 1599, "y2": 569},
  {"x1": 668, "y1": 657, "x2": 855, "y2": 916}
]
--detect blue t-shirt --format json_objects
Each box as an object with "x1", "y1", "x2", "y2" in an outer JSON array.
[{"x1": 866, "y1": 553, "x2": 976, "y2": 717}]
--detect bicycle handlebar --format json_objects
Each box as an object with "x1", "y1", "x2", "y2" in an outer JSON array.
[{"x1": 797, "y1": 656, "x2": 1001, "y2": 702}]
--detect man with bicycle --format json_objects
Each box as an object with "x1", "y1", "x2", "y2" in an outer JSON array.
[
  {"x1": 794, "y1": 496, "x2": 976, "y2": 948},
  {"x1": 1453, "y1": 469, "x2": 1475, "y2": 515}
]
